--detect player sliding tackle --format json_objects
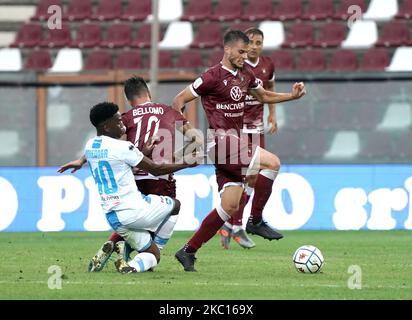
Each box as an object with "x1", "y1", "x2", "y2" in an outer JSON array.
[
  {"x1": 172, "y1": 30, "x2": 306, "y2": 271},
  {"x1": 77, "y1": 77, "x2": 203, "y2": 273},
  {"x1": 58, "y1": 102, "x2": 199, "y2": 274}
]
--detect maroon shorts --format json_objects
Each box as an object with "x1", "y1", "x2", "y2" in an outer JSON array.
[
  {"x1": 208, "y1": 134, "x2": 259, "y2": 192},
  {"x1": 135, "y1": 175, "x2": 176, "y2": 198}
]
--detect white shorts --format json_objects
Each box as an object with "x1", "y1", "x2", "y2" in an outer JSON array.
[{"x1": 106, "y1": 194, "x2": 175, "y2": 252}]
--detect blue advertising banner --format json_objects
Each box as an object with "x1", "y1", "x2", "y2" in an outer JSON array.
[{"x1": 0, "y1": 165, "x2": 411, "y2": 232}]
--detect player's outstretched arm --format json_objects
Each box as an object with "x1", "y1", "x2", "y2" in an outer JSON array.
[
  {"x1": 172, "y1": 86, "x2": 197, "y2": 113},
  {"x1": 251, "y1": 82, "x2": 306, "y2": 104},
  {"x1": 266, "y1": 80, "x2": 278, "y2": 134},
  {"x1": 136, "y1": 155, "x2": 198, "y2": 176},
  {"x1": 58, "y1": 155, "x2": 87, "y2": 173}
]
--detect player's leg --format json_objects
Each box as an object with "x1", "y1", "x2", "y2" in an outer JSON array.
[
  {"x1": 136, "y1": 177, "x2": 178, "y2": 250},
  {"x1": 87, "y1": 239, "x2": 115, "y2": 272},
  {"x1": 230, "y1": 192, "x2": 255, "y2": 249},
  {"x1": 87, "y1": 230, "x2": 128, "y2": 272},
  {"x1": 119, "y1": 194, "x2": 180, "y2": 253},
  {"x1": 153, "y1": 198, "x2": 181, "y2": 249},
  {"x1": 114, "y1": 194, "x2": 179, "y2": 273},
  {"x1": 114, "y1": 229, "x2": 160, "y2": 274},
  {"x1": 108, "y1": 232, "x2": 123, "y2": 243},
  {"x1": 175, "y1": 185, "x2": 243, "y2": 271},
  {"x1": 105, "y1": 196, "x2": 174, "y2": 273},
  {"x1": 217, "y1": 223, "x2": 232, "y2": 249},
  {"x1": 245, "y1": 147, "x2": 283, "y2": 240},
  {"x1": 218, "y1": 191, "x2": 255, "y2": 249},
  {"x1": 217, "y1": 184, "x2": 247, "y2": 249},
  {"x1": 218, "y1": 133, "x2": 259, "y2": 249},
  {"x1": 105, "y1": 178, "x2": 173, "y2": 267},
  {"x1": 220, "y1": 133, "x2": 260, "y2": 248}
]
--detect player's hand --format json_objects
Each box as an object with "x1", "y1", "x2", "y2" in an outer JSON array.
[
  {"x1": 267, "y1": 113, "x2": 278, "y2": 134},
  {"x1": 291, "y1": 82, "x2": 306, "y2": 99},
  {"x1": 141, "y1": 136, "x2": 159, "y2": 156},
  {"x1": 58, "y1": 159, "x2": 85, "y2": 174}
]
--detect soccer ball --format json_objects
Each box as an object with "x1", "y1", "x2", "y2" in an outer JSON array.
[{"x1": 293, "y1": 245, "x2": 324, "y2": 274}]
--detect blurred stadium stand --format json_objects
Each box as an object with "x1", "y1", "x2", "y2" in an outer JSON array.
[
  {"x1": 2, "y1": 0, "x2": 412, "y2": 72},
  {"x1": 0, "y1": 0, "x2": 411, "y2": 166}
]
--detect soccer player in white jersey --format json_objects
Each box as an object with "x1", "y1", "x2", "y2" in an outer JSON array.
[{"x1": 58, "y1": 102, "x2": 196, "y2": 273}]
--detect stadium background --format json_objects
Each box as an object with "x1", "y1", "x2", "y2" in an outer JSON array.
[{"x1": 0, "y1": 0, "x2": 412, "y2": 302}]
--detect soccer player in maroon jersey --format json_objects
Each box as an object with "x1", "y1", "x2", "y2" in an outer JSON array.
[
  {"x1": 173, "y1": 30, "x2": 306, "y2": 271},
  {"x1": 79, "y1": 77, "x2": 196, "y2": 272},
  {"x1": 218, "y1": 27, "x2": 278, "y2": 250}
]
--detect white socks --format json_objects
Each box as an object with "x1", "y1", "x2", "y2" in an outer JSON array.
[
  {"x1": 217, "y1": 204, "x2": 231, "y2": 221},
  {"x1": 224, "y1": 221, "x2": 233, "y2": 229},
  {"x1": 154, "y1": 215, "x2": 179, "y2": 249},
  {"x1": 128, "y1": 252, "x2": 157, "y2": 272},
  {"x1": 260, "y1": 169, "x2": 278, "y2": 181}
]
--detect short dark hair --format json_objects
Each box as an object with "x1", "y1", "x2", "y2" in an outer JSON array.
[
  {"x1": 223, "y1": 30, "x2": 249, "y2": 46},
  {"x1": 124, "y1": 76, "x2": 149, "y2": 100},
  {"x1": 89, "y1": 102, "x2": 119, "y2": 127},
  {"x1": 244, "y1": 27, "x2": 264, "y2": 39}
]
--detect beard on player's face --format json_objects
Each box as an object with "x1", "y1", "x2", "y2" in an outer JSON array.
[{"x1": 229, "y1": 52, "x2": 244, "y2": 69}]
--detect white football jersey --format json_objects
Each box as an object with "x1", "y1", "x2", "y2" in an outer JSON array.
[{"x1": 84, "y1": 135, "x2": 145, "y2": 218}]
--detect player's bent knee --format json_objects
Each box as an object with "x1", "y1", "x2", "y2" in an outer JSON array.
[
  {"x1": 221, "y1": 202, "x2": 239, "y2": 215},
  {"x1": 259, "y1": 149, "x2": 281, "y2": 171},
  {"x1": 170, "y1": 198, "x2": 181, "y2": 216},
  {"x1": 245, "y1": 174, "x2": 257, "y2": 188},
  {"x1": 144, "y1": 242, "x2": 161, "y2": 263},
  {"x1": 267, "y1": 154, "x2": 281, "y2": 171}
]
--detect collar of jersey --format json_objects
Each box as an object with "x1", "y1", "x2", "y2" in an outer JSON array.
[
  {"x1": 137, "y1": 101, "x2": 152, "y2": 106},
  {"x1": 245, "y1": 58, "x2": 259, "y2": 68},
  {"x1": 221, "y1": 64, "x2": 238, "y2": 76}
]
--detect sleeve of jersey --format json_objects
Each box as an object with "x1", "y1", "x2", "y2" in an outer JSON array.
[
  {"x1": 249, "y1": 70, "x2": 262, "y2": 91},
  {"x1": 123, "y1": 142, "x2": 144, "y2": 167},
  {"x1": 190, "y1": 72, "x2": 215, "y2": 97},
  {"x1": 270, "y1": 60, "x2": 276, "y2": 81}
]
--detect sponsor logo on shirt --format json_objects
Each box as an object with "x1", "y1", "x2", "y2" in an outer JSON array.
[{"x1": 230, "y1": 86, "x2": 243, "y2": 101}]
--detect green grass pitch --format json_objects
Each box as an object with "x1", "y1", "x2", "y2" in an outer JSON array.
[{"x1": 0, "y1": 230, "x2": 411, "y2": 299}]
